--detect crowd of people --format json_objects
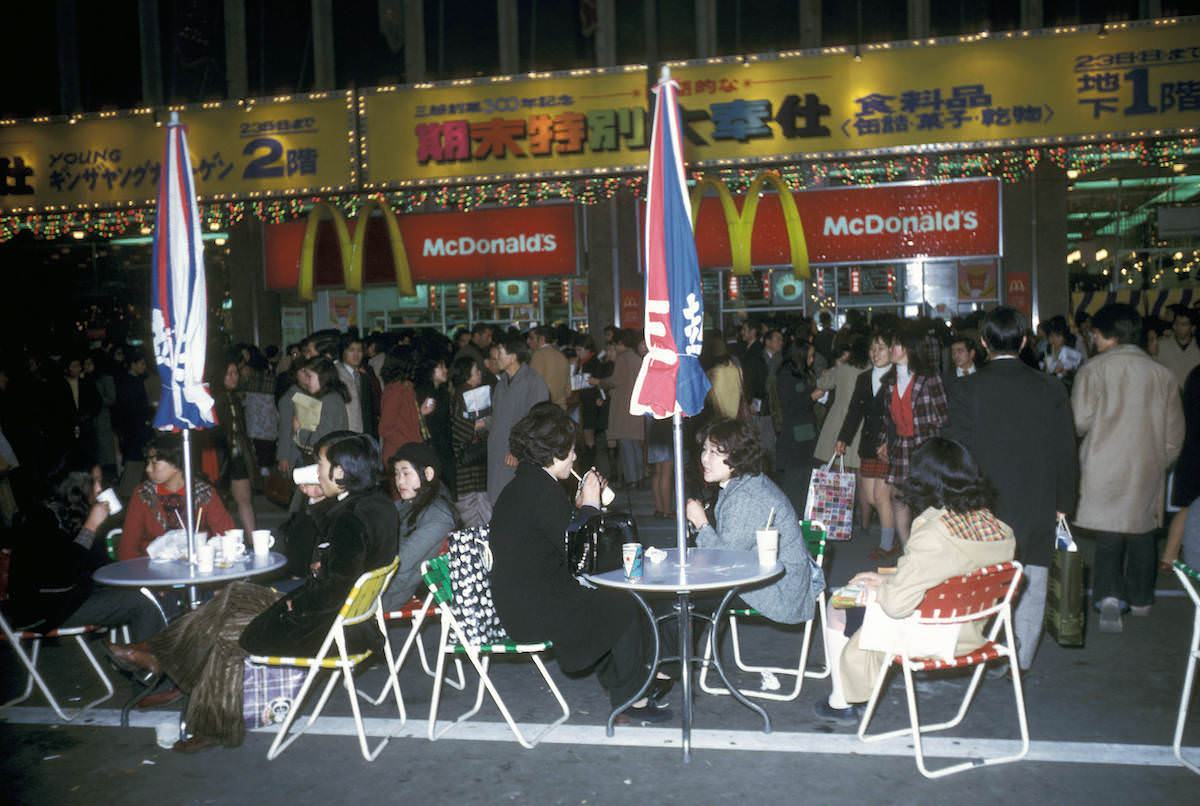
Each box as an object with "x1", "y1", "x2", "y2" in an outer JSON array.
[{"x1": 0, "y1": 297, "x2": 1196, "y2": 747}]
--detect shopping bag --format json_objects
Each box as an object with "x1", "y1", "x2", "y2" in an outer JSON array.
[
  {"x1": 264, "y1": 469, "x2": 294, "y2": 509},
  {"x1": 242, "y1": 658, "x2": 306, "y2": 729},
  {"x1": 803, "y1": 456, "x2": 856, "y2": 542},
  {"x1": 1044, "y1": 515, "x2": 1086, "y2": 647}
]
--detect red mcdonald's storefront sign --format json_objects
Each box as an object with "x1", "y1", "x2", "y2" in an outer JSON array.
[
  {"x1": 691, "y1": 177, "x2": 1001, "y2": 270},
  {"x1": 266, "y1": 204, "x2": 578, "y2": 295}
]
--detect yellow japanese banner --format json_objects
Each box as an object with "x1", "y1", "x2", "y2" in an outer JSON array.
[
  {"x1": 670, "y1": 20, "x2": 1200, "y2": 165},
  {"x1": 360, "y1": 67, "x2": 649, "y2": 186},
  {"x1": 0, "y1": 92, "x2": 357, "y2": 212}
]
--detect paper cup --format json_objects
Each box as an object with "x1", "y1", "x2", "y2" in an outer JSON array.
[
  {"x1": 218, "y1": 533, "x2": 245, "y2": 564},
  {"x1": 155, "y1": 718, "x2": 180, "y2": 749},
  {"x1": 621, "y1": 542, "x2": 644, "y2": 580},
  {"x1": 252, "y1": 530, "x2": 275, "y2": 557},
  {"x1": 599, "y1": 484, "x2": 616, "y2": 508},
  {"x1": 755, "y1": 528, "x2": 779, "y2": 567},
  {"x1": 97, "y1": 487, "x2": 123, "y2": 515},
  {"x1": 292, "y1": 464, "x2": 320, "y2": 485},
  {"x1": 196, "y1": 543, "x2": 215, "y2": 573}
]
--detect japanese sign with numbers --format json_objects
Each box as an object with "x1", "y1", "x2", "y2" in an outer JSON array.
[
  {"x1": 0, "y1": 93, "x2": 356, "y2": 212},
  {"x1": 670, "y1": 21, "x2": 1199, "y2": 164},
  {"x1": 360, "y1": 69, "x2": 649, "y2": 186}
]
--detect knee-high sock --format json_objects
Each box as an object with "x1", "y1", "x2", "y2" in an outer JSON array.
[{"x1": 825, "y1": 626, "x2": 851, "y2": 708}]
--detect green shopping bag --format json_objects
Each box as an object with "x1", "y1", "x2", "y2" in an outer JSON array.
[{"x1": 1044, "y1": 516, "x2": 1086, "y2": 647}]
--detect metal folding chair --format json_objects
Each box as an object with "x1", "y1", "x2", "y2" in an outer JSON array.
[
  {"x1": 1172, "y1": 560, "x2": 1200, "y2": 775},
  {"x1": 699, "y1": 521, "x2": 829, "y2": 701},
  {"x1": 246, "y1": 556, "x2": 402, "y2": 761},
  {"x1": 424, "y1": 551, "x2": 569, "y2": 749},
  {"x1": 857, "y1": 561, "x2": 1029, "y2": 778},
  {"x1": 0, "y1": 610, "x2": 115, "y2": 722},
  {"x1": 365, "y1": 590, "x2": 465, "y2": 705}
]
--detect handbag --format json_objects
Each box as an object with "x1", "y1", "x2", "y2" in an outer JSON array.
[
  {"x1": 803, "y1": 455, "x2": 857, "y2": 542},
  {"x1": 1044, "y1": 515, "x2": 1087, "y2": 647},
  {"x1": 264, "y1": 469, "x2": 294, "y2": 509},
  {"x1": 566, "y1": 512, "x2": 636, "y2": 576},
  {"x1": 242, "y1": 658, "x2": 306, "y2": 729},
  {"x1": 446, "y1": 525, "x2": 507, "y2": 645}
]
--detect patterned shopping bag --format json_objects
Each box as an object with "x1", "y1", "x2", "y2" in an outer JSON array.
[{"x1": 803, "y1": 456, "x2": 856, "y2": 542}]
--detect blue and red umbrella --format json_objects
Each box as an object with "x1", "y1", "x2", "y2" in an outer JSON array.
[{"x1": 631, "y1": 69, "x2": 711, "y2": 419}]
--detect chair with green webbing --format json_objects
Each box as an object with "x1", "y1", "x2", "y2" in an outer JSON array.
[{"x1": 698, "y1": 521, "x2": 830, "y2": 701}]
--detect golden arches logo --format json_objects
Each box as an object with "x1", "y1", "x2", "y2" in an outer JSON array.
[
  {"x1": 298, "y1": 199, "x2": 416, "y2": 301},
  {"x1": 689, "y1": 172, "x2": 810, "y2": 278}
]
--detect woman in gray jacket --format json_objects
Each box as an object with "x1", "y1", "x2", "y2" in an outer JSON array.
[{"x1": 685, "y1": 418, "x2": 822, "y2": 625}]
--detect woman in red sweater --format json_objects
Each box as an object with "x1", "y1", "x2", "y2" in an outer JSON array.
[
  {"x1": 378, "y1": 344, "x2": 435, "y2": 466},
  {"x1": 119, "y1": 432, "x2": 235, "y2": 560}
]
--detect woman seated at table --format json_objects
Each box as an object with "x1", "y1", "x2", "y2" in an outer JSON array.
[
  {"x1": 684, "y1": 418, "x2": 820, "y2": 626},
  {"x1": 814, "y1": 437, "x2": 1016, "y2": 724},
  {"x1": 118, "y1": 432, "x2": 236, "y2": 561},
  {"x1": 4, "y1": 465, "x2": 165, "y2": 642},
  {"x1": 380, "y1": 441, "x2": 457, "y2": 613},
  {"x1": 489, "y1": 405, "x2": 673, "y2": 725},
  {"x1": 106, "y1": 431, "x2": 398, "y2": 752}
]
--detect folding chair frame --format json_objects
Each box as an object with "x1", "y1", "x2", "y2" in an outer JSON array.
[
  {"x1": 423, "y1": 556, "x2": 569, "y2": 749},
  {"x1": 0, "y1": 613, "x2": 115, "y2": 722},
  {"x1": 857, "y1": 561, "x2": 1030, "y2": 779},
  {"x1": 699, "y1": 524, "x2": 830, "y2": 701},
  {"x1": 248, "y1": 557, "x2": 403, "y2": 762},
  {"x1": 1172, "y1": 561, "x2": 1200, "y2": 775},
  {"x1": 365, "y1": 590, "x2": 465, "y2": 706}
]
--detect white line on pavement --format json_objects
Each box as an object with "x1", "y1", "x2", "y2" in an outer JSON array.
[{"x1": 2, "y1": 706, "x2": 1188, "y2": 768}]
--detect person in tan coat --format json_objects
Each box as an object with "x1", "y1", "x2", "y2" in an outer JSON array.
[
  {"x1": 589, "y1": 329, "x2": 645, "y2": 487},
  {"x1": 1072, "y1": 303, "x2": 1185, "y2": 632},
  {"x1": 527, "y1": 326, "x2": 570, "y2": 409},
  {"x1": 815, "y1": 437, "x2": 1015, "y2": 723}
]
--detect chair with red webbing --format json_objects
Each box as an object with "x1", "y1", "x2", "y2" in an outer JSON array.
[{"x1": 856, "y1": 561, "x2": 1028, "y2": 778}]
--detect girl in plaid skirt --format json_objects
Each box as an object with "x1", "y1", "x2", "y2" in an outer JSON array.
[{"x1": 875, "y1": 325, "x2": 948, "y2": 554}]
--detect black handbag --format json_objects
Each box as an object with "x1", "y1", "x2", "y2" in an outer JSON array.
[{"x1": 566, "y1": 512, "x2": 638, "y2": 576}]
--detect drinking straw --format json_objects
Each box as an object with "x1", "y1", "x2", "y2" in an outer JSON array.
[
  {"x1": 176, "y1": 511, "x2": 187, "y2": 530},
  {"x1": 765, "y1": 507, "x2": 775, "y2": 530}
]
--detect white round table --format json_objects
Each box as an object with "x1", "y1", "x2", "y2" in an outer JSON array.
[
  {"x1": 586, "y1": 547, "x2": 783, "y2": 762},
  {"x1": 93, "y1": 552, "x2": 288, "y2": 587}
]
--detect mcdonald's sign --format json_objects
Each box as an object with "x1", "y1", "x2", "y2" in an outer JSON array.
[
  {"x1": 265, "y1": 203, "x2": 578, "y2": 297},
  {"x1": 686, "y1": 175, "x2": 1000, "y2": 276}
]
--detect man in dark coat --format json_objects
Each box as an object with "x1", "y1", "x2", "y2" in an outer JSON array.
[{"x1": 944, "y1": 306, "x2": 1078, "y2": 671}]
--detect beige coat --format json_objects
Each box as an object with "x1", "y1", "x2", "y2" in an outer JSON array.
[
  {"x1": 529, "y1": 344, "x2": 571, "y2": 408},
  {"x1": 1072, "y1": 344, "x2": 1185, "y2": 533},
  {"x1": 841, "y1": 507, "x2": 1015, "y2": 704},
  {"x1": 600, "y1": 348, "x2": 645, "y2": 441},
  {"x1": 814, "y1": 362, "x2": 863, "y2": 467},
  {"x1": 1156, "y1": 337, "x2": 1200, "y2": 389}
]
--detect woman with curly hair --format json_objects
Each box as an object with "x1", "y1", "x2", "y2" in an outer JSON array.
[
  {"x1": 814, "y1": 437, "x2": 1015, "y2": 724},
  {"x1": 489, "y1": 405, "x2": 672, "y2": 725}
]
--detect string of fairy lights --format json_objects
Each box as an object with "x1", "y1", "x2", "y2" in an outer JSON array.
[{"x1": 1, "y1": 137, "x2": 1195, "y2": 243}]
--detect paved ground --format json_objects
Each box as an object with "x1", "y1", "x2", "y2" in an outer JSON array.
[{"x1": 3, "y1": 483, "x2": 1198, "y2": 804}]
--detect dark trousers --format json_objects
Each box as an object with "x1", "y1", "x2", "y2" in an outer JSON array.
[
  {"x1": 60, "y1": 587, "x2": 167, "y2": 643},
  {"x1": 1091, "y1": 528, "x2": 1157, "y2": 608},
  {"x1": 594, "y1": 604, "x2": 680, "y2": 707}
]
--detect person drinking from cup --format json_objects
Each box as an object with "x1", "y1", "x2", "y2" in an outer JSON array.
[
  {"x1": 118, "y1": 432, "x2": 235, "y2": 561},
  {"x1": 489, "y1": 405, "x2": 674, "y2": 725},
  {"x1": 813, "y1": 437, "x2": 1015, "y2": 724},
  {"x1": 684, "y1": 418, "x2": 822, "y2": 626},
  {"x1": 106, "y1": 431, "x2": 398, "y2": 752}
]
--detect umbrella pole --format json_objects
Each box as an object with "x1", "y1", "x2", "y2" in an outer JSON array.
[
  {"x1": 182, "y1": 428, "x2": 199, "y2": 609},
  {"x1": 672, "y1": 410, "x2": 687, "y2": 559}
]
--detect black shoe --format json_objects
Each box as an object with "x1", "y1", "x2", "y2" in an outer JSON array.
[
  {"x1": 812, "y1": 700, "x2": 864, "y2": 725},
  {"x1": 617, "y1": 704, "x2": 674, "y2": 725},
  {"x1": 648, "y1": 677, "x2": 674, "y2": 704}
]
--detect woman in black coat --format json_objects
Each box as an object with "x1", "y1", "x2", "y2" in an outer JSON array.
[
  {"x1": 106, "y1": 431, "x2": 399, "y2": 752},
  {"x1": 834, "y1": 333, "x2": 897, "y2": 559},
  {"x1": 488, "y1": 405, "x2": 671, "y2": 724}
]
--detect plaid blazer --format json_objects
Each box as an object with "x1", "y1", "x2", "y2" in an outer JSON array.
[{"x1": 876, "y1": 373, "x2": 949, "y2": 480}]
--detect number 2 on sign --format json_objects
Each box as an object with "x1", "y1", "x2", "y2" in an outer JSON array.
[{"x1": 242, "y1": 137, "x2": 284, "y2": 178}]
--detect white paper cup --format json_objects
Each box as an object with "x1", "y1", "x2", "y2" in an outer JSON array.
[
  {"x1": 599, "y1": 485, "x2": 616, "y2": 507},
  {"x1": 155, "y1": 718, "x2": 180, "y2": 749},
  {"x1": 252, "y1": 530, "x2": 275, "y2": 557},
  {"x1": 621, "y1": 542, "x2": 644, "y2": 580},
  {"x1": 755, "y1": 528, "x2": 780, "y2": 567},
  {"x1": 292, "y1": 464, "x2": 320, "y2": 485},
  {"x1": 219, "y1": 533, "x2": 246, "y2": 563},
  {"x1": 97, "y1": 487, "x2": 123, "y2": 515},
  {"x1": 196, "y1": 543, "x2": 215, "y2": 573},
  {"x1": 192, "y1": 531, "x2": 208, "y2": 559}
]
